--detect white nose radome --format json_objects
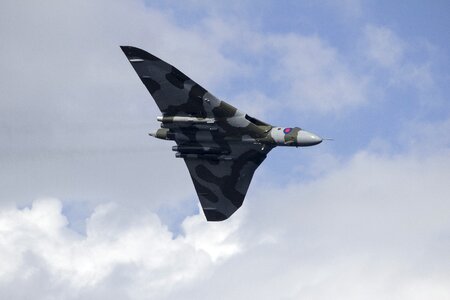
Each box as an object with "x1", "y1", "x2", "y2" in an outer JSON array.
[{"x1": 297, "y1": 130, "x2": 322, "y2": 146}]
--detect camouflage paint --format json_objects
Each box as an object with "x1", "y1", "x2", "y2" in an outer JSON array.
[{"x1": 121, "y1": 46, "x2": 322, "y2": 221}]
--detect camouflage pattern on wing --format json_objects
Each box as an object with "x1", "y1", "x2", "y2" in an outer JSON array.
[
  {"x1": 184, "y1": 143, "x2": 273, "y2": 221},
  {"x1": 121, "y1": 46, "x2": 323, "y2": 221},
  {"x1": 121, "y1": 46, "x2": 217, "y2": 118}
]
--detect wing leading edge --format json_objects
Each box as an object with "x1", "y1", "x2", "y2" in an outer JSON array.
[
  {"x1": 121, "y1": 46, "x2": 273, "y2": 221},
  {"x1": 121, "y1": 46, "x2": 237, "y2": 119}
]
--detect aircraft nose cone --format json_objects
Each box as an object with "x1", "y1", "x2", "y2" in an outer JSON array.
[{"x1": 297, "y1": 130, "x2": 323, "y2": 146}]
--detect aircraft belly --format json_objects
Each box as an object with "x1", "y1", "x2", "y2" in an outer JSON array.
[{"x1": 121, "y1": 46, "x2": 321, "y2": 221}]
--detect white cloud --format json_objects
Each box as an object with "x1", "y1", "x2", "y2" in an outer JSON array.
[
  {"x1": 231, "y1": 91, "x2": 276, "y2": 119},
  {"x1": 364, "y1": 25, "x2": 405, "y2": 68},
  {"x1": 2, "y1": 116, "x2": 450, "y2": 299},
  {"x1": 168, "y1": 146, "x2": 450, "y2": 300},
  {"x1": 1, "y1": 1, "x2": 449, "y2": 299},
  {"x1": 320, "y1": 0, "x2": 363, "y2": 18},
  {"x1": 363, "y1": 24, "x2": 434, "y2": 90},
  {"x1": 400, "y1": 117, "x2": 450, "y2": 154},
  {"x1": 0, "y1": 0, "x2": 246, "y2": 209},
  {"x1": 268, "y1": 34, "x2": 369, "y2": 114},
  {"x1": 0, "y1": 0, "x2": 242, "y2": 129},
  {"x1": 1, "y1": 142, "x2": 450, "y2": 299},
  {"x1": 0, "y1": 0, "x2": 379, "y2": 210},
  {"x1": 0, "y1": 198, "x2": 241, "y2": 299}
]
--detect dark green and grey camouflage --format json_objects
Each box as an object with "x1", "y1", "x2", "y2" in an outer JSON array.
[{"x1": 121, "y1": 46, "x2": 322, "y2": 221}]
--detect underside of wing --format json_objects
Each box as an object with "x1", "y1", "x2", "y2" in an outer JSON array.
[
  {"x1": 121, "y1": 46, "x2": 237, "y2": 119},
  {"x1": 121, "y1": 46, "x2": 276, "y2": 221},
  {"x1": 121, "y1": 46, "x2": 272, "y2": 139},
  {"x1": 183, "y1": 143, "x2": 273, "y2": 221}
]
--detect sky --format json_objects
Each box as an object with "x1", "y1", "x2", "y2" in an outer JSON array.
[{"x1": 1, "y1": 0, "x2": 449, "y2": 299}]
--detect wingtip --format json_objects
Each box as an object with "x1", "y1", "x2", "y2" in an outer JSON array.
[
  {"x1": 120, "y1": 46, "x2": 160, "y2": 61},
  {"x1": 120, "y1": 45, "x2": 134, "y2": 53},
  {"x1": 203, "y1": 208, "x2": 229, "y2": 222}
]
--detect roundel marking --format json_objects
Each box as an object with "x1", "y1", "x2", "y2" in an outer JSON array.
[{"x1": 283, "y1": 128, "x2": 292, "y2": 134}]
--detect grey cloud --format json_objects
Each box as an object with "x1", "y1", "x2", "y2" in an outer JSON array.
[
  {"x1": 362, "y1": 24, "x2": 435, "y2": 90},
  {"x1": 2, "y1": 140, "x2": 449, "y2": 299},
  {"x1": 167, "y1": 149, "x2": 450, "y2": 300},
  {"x1": 0, "y1": 0, "x2": 243, "y2": 210},
  {"x1": 1, "y1": 1, "x2": 449, "y2": 299},
  {"x1": 0, "y1": 198, "x2": 241, "y2": 299}
]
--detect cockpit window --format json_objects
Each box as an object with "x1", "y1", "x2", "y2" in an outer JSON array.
[{"x1": 245, "y1": 114, "x2": 270, "y2": 126}]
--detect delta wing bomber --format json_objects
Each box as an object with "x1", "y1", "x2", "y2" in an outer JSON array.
[{"x1": 121, "y1": 46, "x2": 322, "y2": 221}]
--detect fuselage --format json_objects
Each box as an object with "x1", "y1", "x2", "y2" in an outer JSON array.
[
  {"x1": 150, "y1": 116, "x2": 322, "y2": 148},
  {"x1": 122, "y1": 45, "x2": 324, "y2": 221}
]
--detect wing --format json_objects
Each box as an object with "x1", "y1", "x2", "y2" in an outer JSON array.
[
  {"x1": 121, "y1": 46, "x2": 237, "y2": 119},
  {"x1": 121, "y1": 46, "x2": 271, "y2": 137},
  {"x1": 121, "y1": 46, "x2": 275, "y2": 221},
  {"x1": 184, "y1": 143, "x2": 273, "y2": 221}
]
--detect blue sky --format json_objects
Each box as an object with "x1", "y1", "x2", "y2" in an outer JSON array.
[
  {"x1": 140, "y1": 0, "x2": 450, "y2": 180},
  {"x1": 0, "y1": 1, "x2": 449, "y2": 299}
]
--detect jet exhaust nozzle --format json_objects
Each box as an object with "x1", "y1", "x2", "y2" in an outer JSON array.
[{"x1": 149, "y1": 128, "x2": 175, "y2": 140}]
